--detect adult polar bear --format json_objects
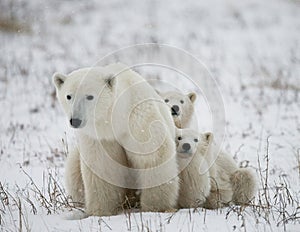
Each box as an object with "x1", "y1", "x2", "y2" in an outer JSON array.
[{"x1": 53, "y1": 63, "x2": 179, "y2": 216}]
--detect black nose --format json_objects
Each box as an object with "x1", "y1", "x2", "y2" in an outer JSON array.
[
  {"x1": 182, "y1": 143, "x2": 191, "y2": 151},
  {"x1": 70, "y1": 118, "x2": 82, "y2": 128},
  {"x1": 171, "y1": 105, "x2": 180, "y2": 115}
]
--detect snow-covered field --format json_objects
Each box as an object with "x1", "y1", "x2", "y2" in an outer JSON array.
[{"x1": 0, "y1": 0, "x2": 299, "y2": 231}]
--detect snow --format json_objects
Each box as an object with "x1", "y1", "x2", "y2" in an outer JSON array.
[{"x1": 0, "y1": 0, "x2": 300, "y2": 231}]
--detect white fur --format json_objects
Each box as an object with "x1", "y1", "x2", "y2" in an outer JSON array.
[
  {"x1": 159, "y1": 91, "x2": 196, "y2": 128},
  {"x1": 53, "y1": 63, "x2": 179, "y2": 215},
  {"x1": 230, "y1": 167, "x2": 257, "y2": 205},
  {"x1": 62, "y1": 209, "x2": 89, "y2": 220},
  {"x1": 203, "y1": 146, "x2": 237, "y2": 209},
  {"x1": 177, "y1": 130, "x2": 257, "y2": 209},
  {"x1": 201, "y1": 138, "x2": 257, "y2": 208},
  {"x1": 164, "y1": 91, "x2": 258, "y2": 208},
  {"x1": 175, "y1": 129, "x2": 212, "y2": 208},
  {"x1": 64, "y1": 148, "x2": 84, "y2": 207}
]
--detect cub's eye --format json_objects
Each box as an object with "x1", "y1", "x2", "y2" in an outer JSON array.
[
  {"x1": 66, "y1": 95, "x2": 72, "y2": 100},
  {"x1": 165, "y1": 99, "x2": 169, "y2": 103},
  {"x1": 194, "y1": 138, "x2": 198, "y2": 142},
  {"x1": 180, "y1": 100, "x2": 184, "y2": 104},
  {"x1": 177, "y1": 136, "x2": 182, "y2": 140},
  {"x1": 86, "y1": 95, "x2": 94, "y2": 100}
]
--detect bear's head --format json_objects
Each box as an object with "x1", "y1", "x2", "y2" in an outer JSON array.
[
  {"x1": 175, "y1": 128, "x2": 213, "y2": 159},
  {"x1": 159, "y1": 91, "x2": 196, "y2": 128},
  {"x1": 53, "y1": 67, "x2": 115, "y2": 130}
]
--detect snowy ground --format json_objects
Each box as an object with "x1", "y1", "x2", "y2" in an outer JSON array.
[{"x1": 0, "y1": 0, "x2": 300, "y2": 231}]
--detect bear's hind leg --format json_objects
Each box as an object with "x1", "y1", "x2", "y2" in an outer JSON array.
[
  {"x1": 231, "y1": 168, "x2": 257, "y2": 205},
  {"x1": 203, "y1": 189, "x2": 233, "y2": 209}
]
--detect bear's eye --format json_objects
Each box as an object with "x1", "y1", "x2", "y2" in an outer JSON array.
[
  {"x1": 165, "y1": 99, "x2": 169, "y2": 103},
  {"x1": 194, "y1": 138, "x2": 198, "y2": 143},
  {"x1": 66, "y1": 95, "x2": 72, "y2": 100},
  {"x1": 86, "y1": 95, "x2": 94, "y2": 100},
  {"x1": 177, "y1": 136, "x2": 182, "y2": 140},
  {"x1": 180, "y1": 100, "x2": 184, "y2": 104}
]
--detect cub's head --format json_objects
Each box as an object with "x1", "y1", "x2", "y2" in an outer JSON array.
[
  {"x1": 53, "y1": 67, "x2": 115, "y2": 129},
  {"x1": 159, "y1": 91, "x2": 196, "y2": 128},
  {"x1": 175, "y1": 128, "x2": 213, "y2": 159}
]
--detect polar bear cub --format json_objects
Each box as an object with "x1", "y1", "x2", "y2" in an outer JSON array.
[
  {"x1": 164, "y1": 91, "x2": 257, "y2": 208},
  {"x1": 176, "y1": 128, "x2": 212, "y2": 208},
  {"x1": 53, "y1": 63, "x2": 179, "y2": 216},
  {"x1": 160, "y1": 91, "x2": 196, "y2": 128},
  {"x1": 203, "y1": 148, "x2": 257, "y2": 208},
  {"x1": 176, "y1": 129, "x2": 257, "y2": 209}
]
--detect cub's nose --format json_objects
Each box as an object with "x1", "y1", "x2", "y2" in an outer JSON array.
[
  {"x1": 70, "y1": 118, "x2": 82, "y2": 128},
  {"x1": 182, "y1": 143, "x2": 191, "y2": 152},
  {"x1": 171, "y1": 105, "x2": 180, "y2": 116}
]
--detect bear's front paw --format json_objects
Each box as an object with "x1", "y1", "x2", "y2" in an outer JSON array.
[{"x1": 62, "y1": 209, "x2": 89, "y2": 220}]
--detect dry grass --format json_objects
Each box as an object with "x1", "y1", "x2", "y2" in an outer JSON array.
[
  {"x1": 0, "y1": 0, "x2": 32, "y2": 33},
  {"x1": 0, "y1": 0, "x2": 299, "y2": 230},
  {"x1": 225, "y1": 136, "x2": 300, "y2": 232},
  {"x1": 1, "y1": 137, "x2": 299, "y2": 231},
  {"x1": 0, "y1": 18, "x2": 31, "y2": 33}
]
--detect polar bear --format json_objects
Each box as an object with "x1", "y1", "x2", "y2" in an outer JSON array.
[
  {"x1": 204, "y1": 151, "x2": 257, "y2": 208},
  {"x1": 159, "y1": 91, "x2": 196, "y2": 128},
  {"x1": 230, "y1": 167, "x2": 258, "y2": 206},
  {"x1": 53, "y1": 63, "x2": 179, "y2": 216},
  {"x1": 162, "y1": 91, "x2": 257, "y2": 208},
  {"x1": 203, "y1": 145, "x2": 237, "y2": 209},
  {"x1": 176, "y1": 129, "x2": 257, "y2": 209},
  {"x1": 175, "y1": 128, "x2": 212, "y2": 208},
  {"x1": 64, "y1": 141, "x2": 129, "y2": 210}
]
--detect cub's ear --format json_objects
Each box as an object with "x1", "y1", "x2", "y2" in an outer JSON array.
[
  {"x1": 53, "y1": 73, "x2": 67, "y2": 89},
  {"x1": 187, "y1": 92, "x2": 197, "y2": 103},
  {"x1": 204, "y1": 132, "x2": 213, "y2": 143}
]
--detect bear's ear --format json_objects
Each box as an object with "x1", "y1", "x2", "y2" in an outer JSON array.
[
  {"x1": 53, "y1": 73, "x2": 67, "y2": 89},
  {"x1": 105, "y1": 74, "x2": 115, "y2": 89},
  {"x1": 187, "y1": 92, "x2": 197, "y2": 103},
  {"x1": 205, "y1": 132, "x2": 214, "y2": 144},
  {"x1": 204, "y1": 132, "x2": 213, "y2": 143}
]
